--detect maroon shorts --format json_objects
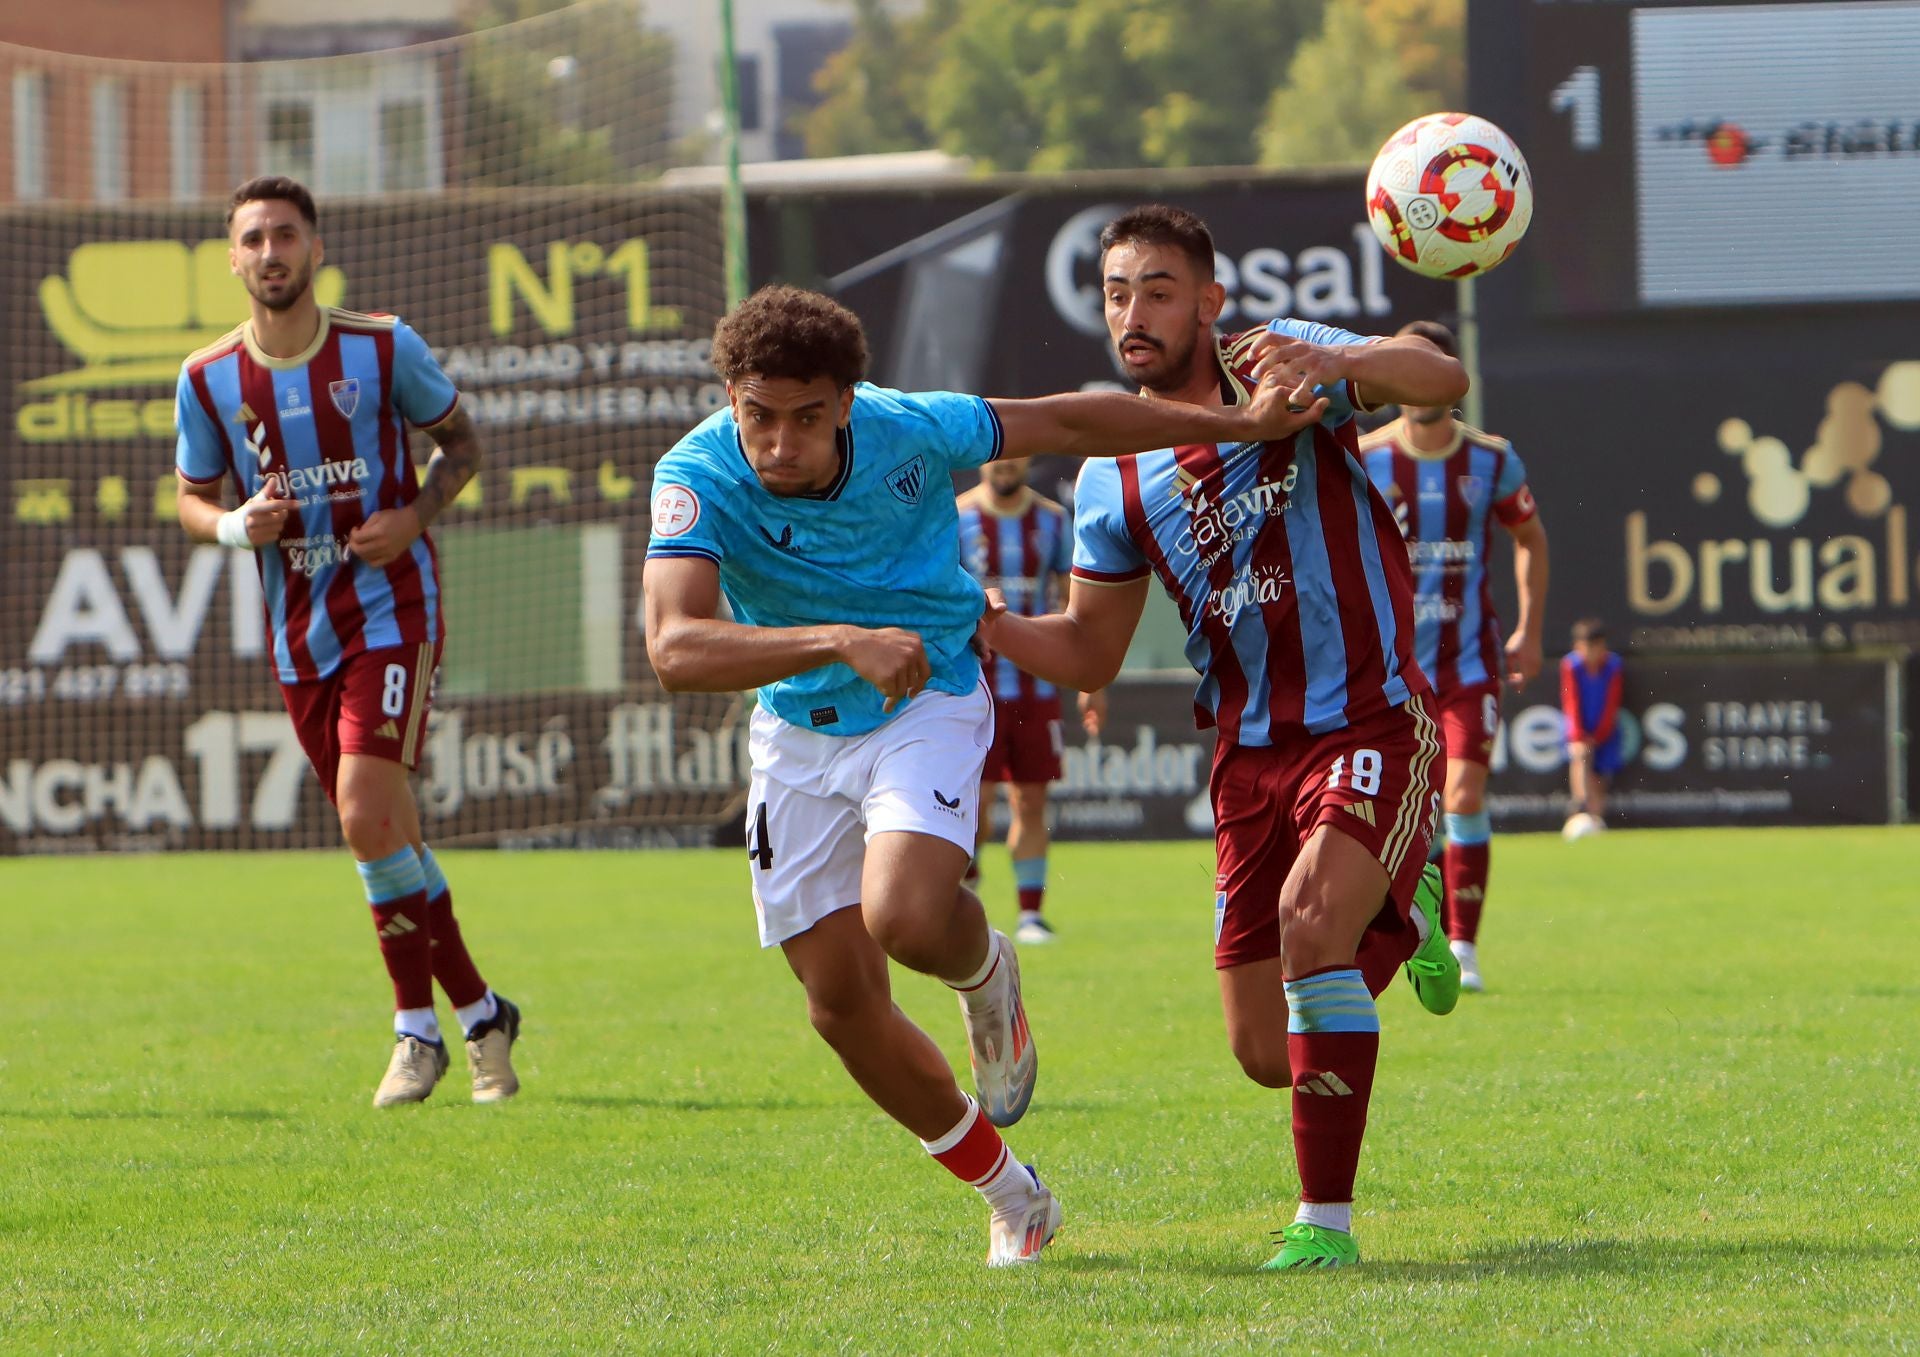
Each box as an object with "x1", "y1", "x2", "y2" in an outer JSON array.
[
  {"x1": 279, "y1": 640, "x2": 440, "y2": 803},
  {"x1": 1211, "y1": 693, "x2": 1444, "y2": 972},
  {"x1": 1435, "y1": 678, "x2": 1502, "y2": 767},
  {"x1": 981, "y1": 696, "x2": 1064, "y2": 785}
]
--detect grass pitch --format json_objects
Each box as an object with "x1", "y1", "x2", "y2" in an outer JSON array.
[{"x1": 4, "y1": 828, "x2": 1917, "y2": 1353}]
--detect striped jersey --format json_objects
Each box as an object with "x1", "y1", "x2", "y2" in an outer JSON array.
[
  {"x1": 1561, "y1": 651, "x2": 1625, "y2": 743},
  {"x1": 1072, "y1": 319, "x2": 1427, "y2": 744},
  {"x1": 646, "y1": 383, "x2": 1005, "y2": 737},
  {"x1": 1359, "y1": 418, "x2": 1536, "y2": 692},
  {"x1": 956, "y1": 485, "x2": 1073, "y2": 702},
  {"x1": 174, "y1": 308, "x2": 459, "y2": 684}
]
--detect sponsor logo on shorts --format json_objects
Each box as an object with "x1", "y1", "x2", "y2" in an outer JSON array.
[
  {"x1": 1214, "y1": 889, "x2": 1228, "y2": 943},
  {"x1": 933, "y1": 789, "x2": 964, "y2": 816},
  {"x1": 374, "y1": 719, "x2": 400, "y2": 741}
]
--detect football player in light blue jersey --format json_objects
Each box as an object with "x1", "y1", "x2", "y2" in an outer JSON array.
[{"x1": 643, "y1": 284, "x2": 1322, "y2": 1267}]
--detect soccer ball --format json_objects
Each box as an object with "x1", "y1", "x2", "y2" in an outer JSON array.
[
  {"x1": 1365, "y1": 113, "x2": 1533, "y2": 279},
  {"x1": 1561, "y1": 812, "x2": 1605, "y2": 842}
]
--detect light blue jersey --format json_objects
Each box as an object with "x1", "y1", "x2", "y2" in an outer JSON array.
[{"x1": 647, "y1": 383, "x2": 1006, "y2": 736}]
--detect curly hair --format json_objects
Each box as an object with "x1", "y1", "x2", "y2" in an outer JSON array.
[
  {"x1": 711, "y1": 285, "x2": 869, "y2": 390},
  {"x1": 1098, "y1": 204, "x2": 1216, "y2": 279}
]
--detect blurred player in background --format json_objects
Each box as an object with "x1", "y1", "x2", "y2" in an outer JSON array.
[
  {"x1": 642, "y1": 285, "x2": 1320, "y2": 1266},
  {"x1": 956, "y1": 460, "x2": 1105, "y2": 944},
  {"x1": 1561, "y1": 617, "x2": 1625, "y2": 836},
  {"x1": 982, "y1": 205, "x2": 1466, "y2": 1271},
  {"x1": 1360, "y1": 320, "x2": 1549, "y2": 993},
  {"x1": 174, "y1": 177, "x2": 520, "y2": 1108}
]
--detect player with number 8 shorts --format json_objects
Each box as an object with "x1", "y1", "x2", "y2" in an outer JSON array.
[
  {"x1": 173, "y1": 176, "x2": 522, "y2": 1108},
  {"x1": 981, "y1": 205, "x2": 1470, "y2": 1271}
]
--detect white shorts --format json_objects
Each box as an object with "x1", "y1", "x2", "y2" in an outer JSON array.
[{"x1": 745, "y1": 681, "x2": 993, "y2": 947}]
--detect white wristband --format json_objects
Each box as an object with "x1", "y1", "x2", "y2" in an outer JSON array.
[{"x1": 215, "y1": 507, "x2": 257, "y2": 550}]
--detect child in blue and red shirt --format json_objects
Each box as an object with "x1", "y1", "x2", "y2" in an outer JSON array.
[{"x1": 1560, "y1": 617, "x2": 1624, "y2": 828}]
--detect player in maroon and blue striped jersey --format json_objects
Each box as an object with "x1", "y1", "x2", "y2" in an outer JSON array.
[
  {"x1": 956, "y1": 459, "x2": 1102, "y2": 944},
  {"x1": 1360, "y1": 320, "x2": 1550, "y2": 994},
  {"x1": 174, "y1": 177, "x2": 520, "y2": 1108},
  {"x1": 981, "y1": 204, "x2": 1468, "y2": 1270}
]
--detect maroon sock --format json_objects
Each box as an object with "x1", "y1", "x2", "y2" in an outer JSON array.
[
  {"x1": 1017, "y1": 887, "x2": 1044, "y2": 915},
  {"x1": 427, "y1": 890, "x2": 489, "y2": 1010},
  {"x1": 1353, "y1": 922, "x2": 1414, "y2": 996},
  {"x1": 1444, "y1": 840, "x2": 1491, "y2": 942},
  {"x1": 1284, "y1": 967, "x2": 1381, "y2": 1204},
  {"x1": 370, "y1": 893, "x2": 435, "y2": 1012}
]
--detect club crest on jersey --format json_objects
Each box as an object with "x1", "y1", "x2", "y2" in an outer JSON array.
[
  {"x1": 886, "y1": 456, "x2": 927, "y2": 505},
  {"x1": 1457, "y1": 474, "x2": 1490, "y2": 507},
  {"x1": 329, "y1": 378, "x2": 361, "y2": 418}
]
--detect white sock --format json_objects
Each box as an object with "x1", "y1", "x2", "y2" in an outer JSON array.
[
  {"x1": 946, "y1": 931, "x2": 1002, "y2": 997},
  {"x1": 394, "y1": 1007, "x2": 440, "y2": 1042},
  {"x1": 455, "y1": 990, "x2": 498, "y2": 1034},
  {"x1": 1295, "y1": 1200, "x2": 1352, "y2": 1234},
  {"x1": 977, "y1": 1153, "x2": 1038, "y2": 1212}
]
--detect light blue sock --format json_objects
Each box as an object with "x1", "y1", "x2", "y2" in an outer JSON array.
[
  {"x1": 417, "y1": 845, "x2": 449, "y2": 900},
  {"x1": 357, "y1": 845, "x2": 425, "y2": 905},
  {"x1": 1283, "y1": 969, "x2": 1380, "y2": 1035},
  {"x1": 1444, "y1": 811, "x2": 1491, "y2": 847}
]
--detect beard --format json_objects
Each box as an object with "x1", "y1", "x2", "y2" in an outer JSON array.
[
  {"x1": 248, "y1": 261, "x2": 313, "y2": 312},
  {"x1": 1406, "y1": 404, "x2": 1452, "y2": 426},
  {"x1": 1111, "y1": 327, "x2": 1201, "y2": 394}
]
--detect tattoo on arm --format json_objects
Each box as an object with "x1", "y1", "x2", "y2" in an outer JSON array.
[{"x1": 410, "y1": 404, "x2": 482, "y2": 528}]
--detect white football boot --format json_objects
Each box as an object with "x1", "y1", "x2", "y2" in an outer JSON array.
[
  {"x1": 373, "y1": 1034, "x2": 449, "y2": 1107},
  {"x1": 987, "y1": 1167, "x2": 1063, "y2": 1267},
  {"x1": 957, "y1": 930, "x2": 1038, "y2": 1127},
  {"x1": 1451, "y1": 939, "x2": 1484, "y2": 993}
]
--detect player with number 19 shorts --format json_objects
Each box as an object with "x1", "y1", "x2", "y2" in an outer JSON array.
[{"x1": 982, "y1": 205, "x2": 1472, "y2": 1271}]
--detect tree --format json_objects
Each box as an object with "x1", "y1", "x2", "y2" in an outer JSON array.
[
  {"x1": 805, "y1": 0, "x2": 1325, "y2": 172},
  {"x1": 1258, "y1": 0, "x2": 1465, "y2": 169},
  {"x1": 460, "y1": 0, "x2": 677, "y2": 187},
  {"x1": 799, "y1": 0, "x2": 958, "y2": 158}
]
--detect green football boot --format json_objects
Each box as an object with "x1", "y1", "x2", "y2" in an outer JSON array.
[
  {"x1": 1260, "y1": 1222, "x2": 1361, "y2": 1270},
  {"x1": 1403, "y1": 862, "x2": 1461, "y2": 1016}
]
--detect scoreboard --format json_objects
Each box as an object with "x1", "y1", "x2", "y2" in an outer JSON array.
[{"x1": 1472, "y1": 0, "x2": 1920, "y2": 313}]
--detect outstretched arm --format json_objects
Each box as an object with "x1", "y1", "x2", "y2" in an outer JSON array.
[
  {"x1": 982, "y1": 574, "x2": 1150, "y2": 695},
  {"x1": 643, "y1": 554, "x2": 930, "y2": 710},
  {"x1": 1251, "y1": 332, "x2": 1468, "y2": 411},
  {"x1": 989, "y1": 372, "x2": 1327, "y2": 461}
]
